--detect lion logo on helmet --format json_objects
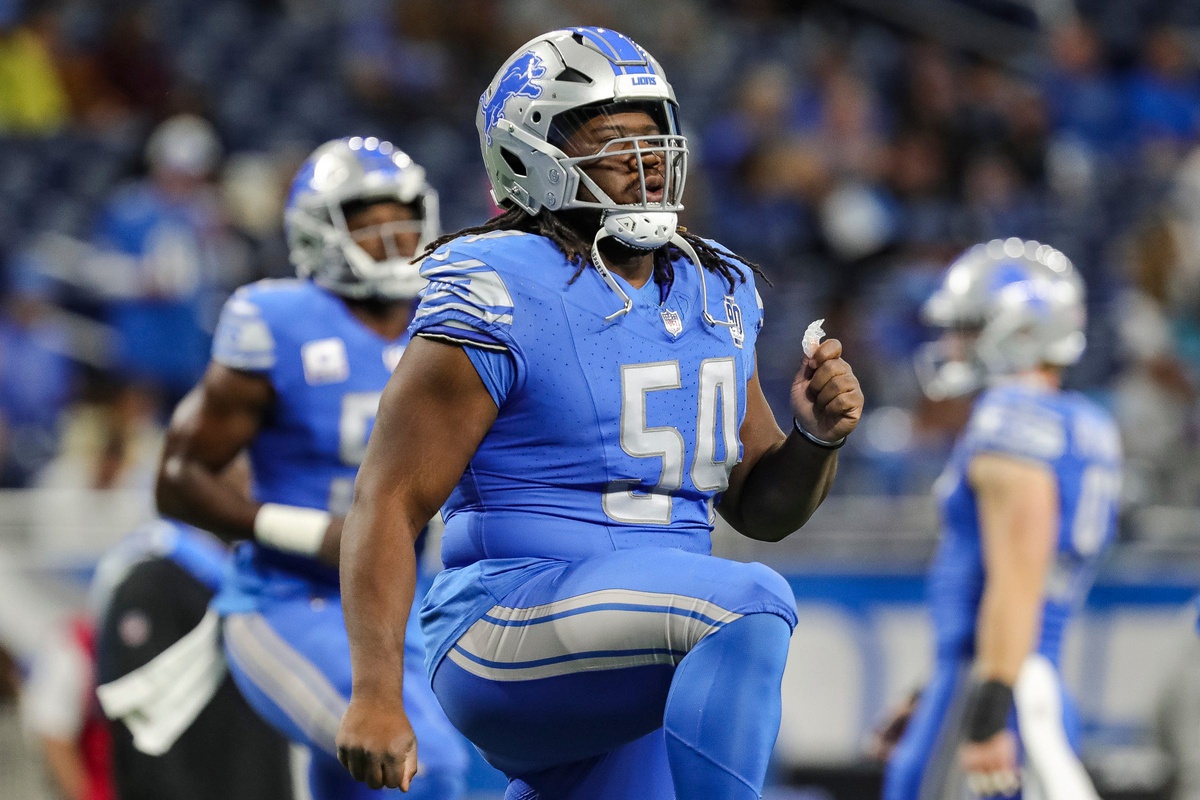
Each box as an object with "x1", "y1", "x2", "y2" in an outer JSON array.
[{"x1": 480, "y1": 51, "x2": 547, "y2": 147}]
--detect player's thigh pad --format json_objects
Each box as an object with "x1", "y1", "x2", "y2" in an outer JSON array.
[
  {"x1": 223, "y1": 594, "x2": 466, "y2": 777},
  {"x1": 430, "y1": 548, "x2": 796, "y2": 774},
  {"x1": 443, "y1": 548, "x2": 797, "y2": 682}
]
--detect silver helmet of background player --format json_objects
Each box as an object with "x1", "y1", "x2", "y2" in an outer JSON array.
[
  {"x1": 477, "y1": 27, "x2": 686, "y2": 251},
  {"x1": 285, "y1": 137, "x2": 439, "y2": 301},
  {"x1": 915, "y1": 238, "x2": 1087, "y2": 400}
]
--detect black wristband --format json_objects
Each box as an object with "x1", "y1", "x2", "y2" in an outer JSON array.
[
  {"x1": 792, "y1": 419, "x2": 845, "y2": 449},
  {"x1": 963, "y1": 679, "x2": 1014, "y2": 743}
]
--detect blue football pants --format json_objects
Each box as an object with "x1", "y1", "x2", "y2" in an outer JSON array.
[{"x1": 426, "y1": 548, "x2": 798, "y2": 800}]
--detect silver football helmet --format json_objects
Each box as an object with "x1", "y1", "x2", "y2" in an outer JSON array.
[
  {"x1": 285, "y1": 137, "x2": 439, "y2": 301},
  {"x1": 477, "y1": 27, "x2": 687, "y2": 253},
  {"x1": 916, "y1": 238, "x2": 1086, "y2": 399}
]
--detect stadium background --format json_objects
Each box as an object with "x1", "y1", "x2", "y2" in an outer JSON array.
[{"x1": 2, "y1": 0, "x2": 1200, "y2": 797}]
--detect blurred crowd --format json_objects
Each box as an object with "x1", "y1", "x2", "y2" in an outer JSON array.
[{"x1": 2, "y1": 0, "x2": 1200, "y2": 528}]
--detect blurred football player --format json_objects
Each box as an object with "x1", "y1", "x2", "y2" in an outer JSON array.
[
  {"x1": 335, "y1": 27, "x2": 864, "y2": 800},
  {"x1": 885, "y1": 239, "x2": 1121, "y2": 799},
  {"x1": 154, "y1": 137, "x2": 468, "y2": 800}
]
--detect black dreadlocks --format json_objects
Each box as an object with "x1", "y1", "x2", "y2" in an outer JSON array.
[{"x1": 417, "y1": 207, "x2": 769, "y2": 293}]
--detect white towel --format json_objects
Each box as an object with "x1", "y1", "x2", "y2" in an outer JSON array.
[{"x1": 96, "y1": 609, "x2": 227, "y2": 755}]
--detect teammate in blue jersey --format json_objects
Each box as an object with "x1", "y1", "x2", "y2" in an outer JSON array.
[
  {"x1": 154, "y1": 138, "x2": 468, "y2": 799},
  {"x1": 885, "y1": 239, "x2": 1121, "y2": 799},
  {"x1": 335, "y1": 27, "x2": 865, "y2": 800}
]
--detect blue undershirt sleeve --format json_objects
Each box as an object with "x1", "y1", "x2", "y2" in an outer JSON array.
[{"x1": 463, "y1": 345, "x2": 516, "y2": 409}]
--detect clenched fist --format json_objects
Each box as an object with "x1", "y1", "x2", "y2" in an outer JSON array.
[
  {"x1": 337, "y1": 694, "x2": 419, "y2": 791},
  {"x1": 791, "y1": 338, "x2": 863, "y2": 444}
]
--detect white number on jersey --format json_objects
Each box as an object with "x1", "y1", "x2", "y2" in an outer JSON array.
[
  {"x1": 1071, "y1": 465, "x2": 1120, "y2": 555},
  {"x1": 339, "y1": 391, "x2": 383, "y2": 466},
  {"x1": 603, "y1": 358, "x2": 739, "y2": 525},
  {"x1": 329, "y1": 392, "x2": 383, "y2": 514}
]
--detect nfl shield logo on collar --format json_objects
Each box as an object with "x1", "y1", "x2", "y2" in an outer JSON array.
[
  {"x1": 724, "y1": 296, "x2": 745, "y2": 348},
  {"x1": 661, "y1": 308, "x2": 683, "y2": 337}
]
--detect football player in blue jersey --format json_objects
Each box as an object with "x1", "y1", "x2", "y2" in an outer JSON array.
[
  {"x1": 154, "y1": 137, "x2": 469, "y2": 800},
  {"x1": 335, "y1": 27, "x2": 864, "y2": 800},
  {"x1": 884, "y1": 239, "x2": 1121, "y2": 799}
]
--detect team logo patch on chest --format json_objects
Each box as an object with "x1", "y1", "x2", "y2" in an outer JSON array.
[
  {"x1": 661, "y1": 309, "x2": 683, "y2": 337},
  {"x1": 301, "y1": 337, "x2": 349, "y2": 385},
  {"x1": 724, "y1": 296, "x2": 744, "y2": 349}
]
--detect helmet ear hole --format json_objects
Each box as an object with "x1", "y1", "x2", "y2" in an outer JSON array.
[{"x1": 501, "y1": 149, "x2": 528, "y2": 177}]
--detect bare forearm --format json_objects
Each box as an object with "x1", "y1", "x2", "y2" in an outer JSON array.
[
  {"x1": 156, "y1": 369, "x2": 274, "y2": 540},
  {"x1": 974, "y1": 578, "x2": 1043, "y2": 685},
  {"x1": 156, "y1": 456, "x2": 261, "y2": 540},
  {"x1": 340, "y1": 492, "x2": 418, "y2": 696},
  {"x1": 726, "y1": 431, "x2": 839, "y2": 541}
]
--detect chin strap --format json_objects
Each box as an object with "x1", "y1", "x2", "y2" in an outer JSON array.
[
  {"x1": 590, "y1": 214, "x2": 739, "y2": 330},
  {"x1": 670, "y1": 233, "x2": 734, "y2": 331},
  {"x1": 590, "y1": 228, "x2": 635, "y2": 322}
]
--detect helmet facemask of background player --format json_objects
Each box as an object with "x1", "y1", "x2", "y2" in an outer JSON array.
[
  {"x1": 285, "y1": 137, "x2": 440, "y2": 301},
  {"x1": 915, "y1": 238, "x2": 1087, "y2": 400}
]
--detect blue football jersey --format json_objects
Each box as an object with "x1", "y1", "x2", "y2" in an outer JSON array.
[
  {"x1": 410, "y1": 231, "x2": 764, "y2": 568},
  {"x1": 929, "y1": 383, "x2": 1122, "y2": 663},
  {"x1": 211, "y1": 279, "x2": 409, "y2": 582}
]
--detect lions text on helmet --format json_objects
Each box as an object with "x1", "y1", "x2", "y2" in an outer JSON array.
[
  {"x1": 916, "y1": 238, "x2": 1086, "y2": 400},
  {"x1": 285, "y1": 137, "x2": 439, "y2": 301}
]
